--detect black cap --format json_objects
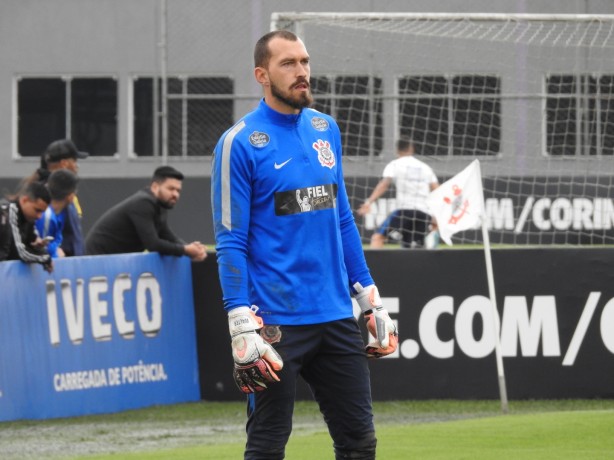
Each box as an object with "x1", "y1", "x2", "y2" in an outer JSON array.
[{"x1": 44, "y1": 139, "x2": 89, "y2": 163}]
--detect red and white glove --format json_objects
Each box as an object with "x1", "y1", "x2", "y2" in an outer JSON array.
[
  {"x1": 354, "y1": 283, "x2": 398, "y2": 358},
  {"x1": 228, "y1": 306, "x2": 283, "y2": 393}
]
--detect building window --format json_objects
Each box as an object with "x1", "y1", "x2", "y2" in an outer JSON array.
[
  {"x1": 17, "y1": 77, "x2": 118, "y2": 157},
  {"x1": 132, "y1": 76, "x2": 233, "y2": 157},
  {"x1": 546, "y1": 74, "x2": 614, "y2": 156},
  {"x1": 398, "y1": 75, "x2": 501, "y2": 156},
  {"x1": 311, "y1": 75, "x2": 383, "y2": 156}
]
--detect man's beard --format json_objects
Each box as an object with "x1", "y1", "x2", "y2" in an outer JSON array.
[
  {"x1": 155, "y1": 193, "x2": 177, "y2": 209},
  {"x1": 158, "y1": 198, "x2": 176, "y2": 209},
  {"x1": 271, "y1": 80, "x2": 313, "y2": 110}
]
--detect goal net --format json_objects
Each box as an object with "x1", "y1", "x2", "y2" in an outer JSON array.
[{"x1": 272, "y1": 12, "x2": 614, "y2": 246}]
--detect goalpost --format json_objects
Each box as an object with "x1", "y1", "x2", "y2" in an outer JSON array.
[{"x1": 271, "y1": 12, "x2": 614, "y2": 247}]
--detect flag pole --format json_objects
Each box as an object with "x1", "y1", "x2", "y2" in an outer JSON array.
[
  {"x1": 476, "y1": 161, "x2": 509, "y2": 414},
  {"x1": 426, "y1": 159, "x2": 510, "y2": 413}
]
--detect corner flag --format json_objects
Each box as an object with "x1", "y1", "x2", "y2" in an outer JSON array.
[
  {"x1": 426, "y1": 159, "x2": 484, "y2": 245},
  {"x1": 428, "y1": 159, "x2": 509, "y2": 413}
]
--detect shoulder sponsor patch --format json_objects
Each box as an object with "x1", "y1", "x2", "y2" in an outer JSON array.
[
  {"x1": 274, "y1": 184, "x2": 338, "y2": 216},
  {"x1": 311, "y1": 117, "x2": 329, "y2": 131},
  {"x1": 249, "y1": 131, "x2": 270, "y2": 148}
]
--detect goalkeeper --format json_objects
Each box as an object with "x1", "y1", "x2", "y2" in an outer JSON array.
[{"x1": 211, "y1": 30, "x2": 397, "y2": 460}]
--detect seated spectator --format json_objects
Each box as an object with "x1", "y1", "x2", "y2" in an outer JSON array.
[
  {"x1": 35, "y1": 169, "x2": 79, "y2": 258},
  {"x1": 86, "y1": 166, "x2": 207, "y2": 262},
  {"x1": 0, "y1": 182, "x2": 53, "y2": 272}
]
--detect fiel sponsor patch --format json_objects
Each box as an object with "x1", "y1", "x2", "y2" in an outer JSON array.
[{"x1": 275, "y1": 183, "x2": 338, "y2": 216}]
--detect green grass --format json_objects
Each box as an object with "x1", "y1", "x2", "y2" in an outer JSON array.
[{"x1": 2, "y1": 400, "x2": 613, "y2": 459}]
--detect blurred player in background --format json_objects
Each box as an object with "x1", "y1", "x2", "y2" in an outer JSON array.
[
  {"x1": 211, "y1": 30, "x2": 397, "y2": 460},
  {"x1": 357, "y1": 137, "x2": 439, "y2": 248}
]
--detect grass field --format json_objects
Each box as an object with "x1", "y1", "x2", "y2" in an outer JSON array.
[{"x1": 1, "y1": 399, "x2": 613, "y2": 459}]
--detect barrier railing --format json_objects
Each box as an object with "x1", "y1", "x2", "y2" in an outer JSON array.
[{"x1": 0, "y1": 253, "x2": 200, "y2": 421}]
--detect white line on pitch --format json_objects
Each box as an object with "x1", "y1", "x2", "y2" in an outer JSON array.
[{"x1": 562, "y1": 291, "x2": 600, "y2": 366}]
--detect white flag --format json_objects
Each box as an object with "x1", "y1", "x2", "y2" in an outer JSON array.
[{"x1": 426, "y1": 159, "x2": 484, "y2": 245}]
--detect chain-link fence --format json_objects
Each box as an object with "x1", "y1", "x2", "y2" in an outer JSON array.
[{"x1": 156, "y1": 0, "x2": 263, "y2": 162}]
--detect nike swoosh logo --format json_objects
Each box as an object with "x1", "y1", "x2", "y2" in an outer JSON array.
[{"x1": 274, "y1": 158, "x2": 292, "y2": 169}]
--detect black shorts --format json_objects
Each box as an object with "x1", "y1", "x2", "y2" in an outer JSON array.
[
  {"x1": 244, "y1": 318, "x2": 376, "y2": 459},
  {"x1": 375, "y1": 209, "x2": 430, "y2": 248}
]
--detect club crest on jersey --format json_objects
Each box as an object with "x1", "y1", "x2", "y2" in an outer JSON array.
[
  {"x1": 249, "y1": 131, "x2": 270, "y2": 148},
  {"x1": 311, "y1": 117, "x2": 329, "y2": 132},
  {"x1": 312, "y1": 139, "x2": 335, "y2": 169}
]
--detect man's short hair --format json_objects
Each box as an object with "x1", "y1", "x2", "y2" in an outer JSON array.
[
  {"x1": 396, "y1": 137, "x2": 414, "y2": 152},
  {"x1": 254, "y1": 30, "x2": 299, "y2": 68},
  {"x1": 22, "y1": 181, "x2": 51, "y2": 204},
  {"x1": 47, "y1": 169, "x2": 79, "y2": 201},
  {"x1": 152, "y1": 166, "x2": 184, "y2": 183}
]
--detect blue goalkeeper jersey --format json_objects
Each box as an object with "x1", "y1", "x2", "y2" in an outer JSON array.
[{"x1": 211, "y1": 99, "x2": 373, "y2": 325}]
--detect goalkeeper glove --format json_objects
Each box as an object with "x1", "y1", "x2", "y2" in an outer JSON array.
[
  {"x1": 353, "y1": 282, "x2": 398, "y2": 358},
  {"x1": 228, "y1": 306, "x2": 283, "y2": 393}
]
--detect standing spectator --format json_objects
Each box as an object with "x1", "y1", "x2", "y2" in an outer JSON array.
[
  {"x1": 22, "y1": 139, "x2": 89, "y2": 256},
  {"x1": 35, "y1": 169, "x2": 79, "y2": 258},
  {"x1": 357, "y1": 138, "x2": 439, "y2": 248},
  {"x1": 42, "y1": 139, "x2": 88, "y2": 256},
  {"x1": 211, "y1": 30, "x2": 397, "y2": 459},
  {"x1": 86, "y1": 166, "x2": 207, "y2": 262},
  {"x1": 0, "y1": 181, "x2": 53, "y2": 272}
]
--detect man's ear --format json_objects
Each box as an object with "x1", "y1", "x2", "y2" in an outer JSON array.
[
  {"x1": 150, "y1": 181, "x2": 159, "y2": 196},
  {"x1": 255, "y1": 67, "x2": 269, "y2": 86}
]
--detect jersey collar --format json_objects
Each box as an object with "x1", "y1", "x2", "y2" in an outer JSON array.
[{"x1": 259, "y1": 98, "x2": 302, "y2": 125}]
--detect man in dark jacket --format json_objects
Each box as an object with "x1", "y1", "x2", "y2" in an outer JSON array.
[
  {"x1": 0, "y1": 182, "x2": 53, "y2": 272},
  {"x1": 85, "y1": 166, "x2": 207, "y2": 261}
]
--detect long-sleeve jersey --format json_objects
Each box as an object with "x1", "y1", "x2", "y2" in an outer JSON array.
[
  {"x1": 211, "y1": 99, "x2": 373, "y2": 326},
  {"x1": 61, "y1": 199, "x2": 85, "y2": 256},
  {"x1": 0, "y1": 199, "x2": 51, "y2": 267},
  {"x1": 25, "y1": 168, "x2": 85, "y2": 257},
  {"x1": 35, "y1": 206, "x2": 66, "y2": 258},
  {"x1": 85, "y1": 188, "x2": 185, "y2": 256}
]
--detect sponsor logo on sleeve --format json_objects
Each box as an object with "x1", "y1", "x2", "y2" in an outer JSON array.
[
  {"x1": 311, "y1": 117, "x2": 329, "y2": 131},
  {"x1": 249, "y1": 131, "x2": 270, "y2": 148}
]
